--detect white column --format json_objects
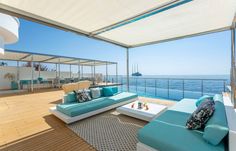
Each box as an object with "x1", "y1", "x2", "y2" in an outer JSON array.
[{"x1": 126, "y1": 48, "x2": 130, "y2": 92}]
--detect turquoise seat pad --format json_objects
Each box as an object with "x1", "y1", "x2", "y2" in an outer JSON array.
[
  {"x1": 57, "y1": 97, "x2": 113, "y2": 117},
  {"x1": 57, "y1": 92, "x2": 138, "y2": 117},
  {"x1": 138, "y1": 120, "x2": 225, "y2": 151},
  {"x1": 108, "y1": 92, "x2": 138, "y2": 103},
  {"x1": 154, "y1": 110, "x2": 192, "y2": 127},
  {"x1": 169, "y1": 98, "x2": 197, "y2": 114}
]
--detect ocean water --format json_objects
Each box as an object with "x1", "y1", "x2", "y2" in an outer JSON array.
[{"x1": 107, "y1": 75, "x2": 229, "y2": 101}]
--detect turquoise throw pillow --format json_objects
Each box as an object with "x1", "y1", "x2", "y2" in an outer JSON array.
[
  {"x1": 195, "y1": 95, "x2": 213, "y2": 107},
  {"x1": 111, "y1": 86, "x2": 118, "y2": 94},
  {"x1": 103, "y1": 87, "x2": 114, "y2": 97},
  {"x1": 63, "y1": 92, "x2": 76, "y2": 104}
]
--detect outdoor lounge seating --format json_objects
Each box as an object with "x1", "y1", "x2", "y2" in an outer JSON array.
[
  {"x1": 137, "y1": 94, "x2": 228, "y2": 151},
  {"x1": 50, "y1": 86, "x2": 138, "y2": 124}
]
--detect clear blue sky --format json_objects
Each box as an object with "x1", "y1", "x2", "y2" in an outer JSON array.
[{"x1": 5, "y1": 19, "x2": 233, "y2": 76}]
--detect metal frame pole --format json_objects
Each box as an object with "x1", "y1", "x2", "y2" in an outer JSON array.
[
  {"x1": 38, "y1": 62, "x2": 41, "y2": 78},
  {"x1": 69, "y1": 64, "x2": 72, "y2": 79},
  {"x1": 31, "y1": 55, "x2": 34, "y2": 92},
  {"x1": 81, "y1": 65, "x2": 83, "y2": 79},
  {"x1": 126, "y1": 48, "x2": 130, "y2": 92},
  {"x1": 17, "y1": 61, "x2": 20, "y2": 89},
  {"x1": 116, "y1": 63, "x2": 118, "y2": 84},
  {"x1": 58, "y1": 58, "x2": 61, "y2": 86},
  {"x1": 231, "y1": 25, "x2": 236, "y2": 107},
  {"x1": 55, "y1": 63, "x2": 57, "y2": 78},
  {"x1": 93, "y1": 61, "x2": 96, "y2": 84},
  {"x1": 106, "y1": 62, "x2": 108, "y2": 85},
  {"x1": 78, "y1": 60, "x2": 80, "y2": 81}
]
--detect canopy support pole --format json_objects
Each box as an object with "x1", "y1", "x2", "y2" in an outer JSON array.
[
  {"x1": 69, "y1": 64, "x2": 72, "y2": 79},
  {"x1": 58, "y1": 59, "x2": 61, "y2": 87},
  {"x1": 31, "y1": 55, "x2": 34, "y2": 92},
  {"x1": 126, "y1": 48, "x2": 130, "y2": 92},
  {"x1": 106, "y1": 62, "x2": 108, "y2": 85},
  {"x1": 17, "y1": 61, "x2": 20, "y2": 89},
  {"x1": 78, "y1": 60, "x2": 80, "y2": 81},
  {"x1": 93, "y1": 61, "x2": 96, "y2": 85},
  {"x1": 38, "y1": 62, "x2": 41, "y2": 78},
  {"x1": 81, "y1": 65, "x2": 83, "y2": 79},
  {"x1": 231, "y1": 25, "x2": 236, "y2": 108},
  {"x1": 116, "y1": 63, "x2": 118, "y2": 84},
  {"x1": 55, "y1": 63, "x2": 57, "y2": 78}
]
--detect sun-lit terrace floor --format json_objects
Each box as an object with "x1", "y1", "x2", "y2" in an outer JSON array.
[{"x1": 0, "y1": 89, "x2": 175, "y2": 151}]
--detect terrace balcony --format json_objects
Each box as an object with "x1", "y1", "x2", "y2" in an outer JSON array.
[{"x1": 0, "y1": 0, "x2": 235, "y2": 151}]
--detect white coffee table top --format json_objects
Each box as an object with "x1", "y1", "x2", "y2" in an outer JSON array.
[{"x1": 116, "y1": 100, "x2": 167, "y2": 122}]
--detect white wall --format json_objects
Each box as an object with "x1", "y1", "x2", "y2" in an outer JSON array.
[{"x1": 0, "y1": 66, "x2": 17, "y2": 90}]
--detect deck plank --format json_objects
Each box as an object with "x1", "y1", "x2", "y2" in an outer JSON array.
[{"x1": 0, "y1": 89, "x2": 96, "y2": 151}]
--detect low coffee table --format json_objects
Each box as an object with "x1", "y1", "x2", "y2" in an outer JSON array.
[{"x1": 116, "y1": 100, "x2": 167, "y2": 122}]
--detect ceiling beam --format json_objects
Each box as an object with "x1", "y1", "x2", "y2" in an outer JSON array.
[
  {"x1": 19, "y1": 54, "x2": 31, "y2": 60},
  {"x1": 40, "y1": 56, "x2": 58, "y2": 62}
]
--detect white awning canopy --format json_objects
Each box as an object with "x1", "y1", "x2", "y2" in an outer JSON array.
[
  {"x1": 0, "y1": 49, "x2": 116, "y2": 66},
  {"x1": 0, "y1": 0, "x2": 235, "y2": 48}
]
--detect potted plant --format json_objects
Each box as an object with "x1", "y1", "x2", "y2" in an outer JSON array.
[{"x1": 4, "y1": 73, "x2": 18, "y2": 90}]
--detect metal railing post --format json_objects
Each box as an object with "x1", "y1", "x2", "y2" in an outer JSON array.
[
  {"x1": 121, "y1": 77, "x2": 123, "y2": 91},
  {"x1": 144, "y1": 79, "x2": 146, "y2": 94},
  {"x1": 201, "y1": 80, "x2": 204, "y2": 96},
  {"x1": 183, "y1": 80, "x2": 185, "y2": 99},
  {"x1": 167, "y1": 79, "x2": 169, "y2": 98},
  {"x1": 126, "y1": 48, "x2": 130, "y2": 92},
  {"x1": 136, "y1": 78, "x2": 138, "y2": 92},
  {"x1": 230, "y1": 25, "x2": 236, "y2": 107},
  {"x1": 223, "y1": 80, "x2": 226, "y2": 92},
  {"x1": 155, "y1": 79, "x2": 157, "y2": 96}
]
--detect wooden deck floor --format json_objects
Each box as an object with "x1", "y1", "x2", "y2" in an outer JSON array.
[{"x1": 0, "y1": 89, "x2": 175, "y2": 151}]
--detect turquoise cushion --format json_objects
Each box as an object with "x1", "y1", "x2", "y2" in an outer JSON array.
[
  {"x1": 57, "y1": 92, "x2": 138, "y2": 117},
  {"x1": 63, "y1": 92, "x2": 76, "y2": 104},
  {"x1": 103, "y1": 87, "x2": 114, "y2": 96},
  {"x1": 108, "y1": 92, "x2": 138, "y2": 103},
  {"x1": 111, "y1": 86, "x2": 118, "y2": 94},
  {"x1": 57, "y1": 97, "x2": 113, "y2": 117},
  {"x1": 203, "y1": 101, "x2": 229, "y2": 145},
  {"x1": 138, "y1": 120, "x2": 225, "y2": 151},
  {"x1": 196, "y1": 95, "x2": 213, "y2": 107},
  {"x1": 38, "y1": 77, "x2": 43, "y2": 82},
  {"x1": 154, "y1": 110, "x2": 192, "y2": 127},
  {"x1": 169, "y1": 98, "x2": 197, "y2": 114}
]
